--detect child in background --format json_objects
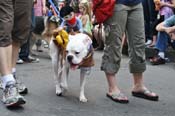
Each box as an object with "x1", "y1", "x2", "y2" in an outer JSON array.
[
  {"x1": 79, "y1": 0, "x2": 93, "y2": 38},
  {"x1": 60, "y1": 5, "x2": 83, "y2": 34},
  {"x1": 146, "y1": 0, "x2": 175, "y2": 47},
  {"x1": 69, "y1": 0, "x2": 80, "y2": 16},
  {"x1": 34, "y1": 0, "x2": 47, "y2": 16},
  {"x1": 34, "y1": 0, "x2": 47, "y2": 52},
  {"x1": 57, "y1": 0, "x2": 66, "y2": 10}
]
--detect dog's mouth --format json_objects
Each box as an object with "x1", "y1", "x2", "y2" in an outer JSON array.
[{"x1": 70, "y1": 63, "x2": 79, "y2": 70}]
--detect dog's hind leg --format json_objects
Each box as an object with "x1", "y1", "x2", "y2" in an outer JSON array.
[{"x1": 79, "y1": 68, "x2": 89, "y2": 102}]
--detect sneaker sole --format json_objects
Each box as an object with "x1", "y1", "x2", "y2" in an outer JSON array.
[
  {"x1": 6, "y1": 97, "x2": 26, "y2": 107},
  {"x1": 19, "y1": 88, "x2": 28, "y2": 95}
]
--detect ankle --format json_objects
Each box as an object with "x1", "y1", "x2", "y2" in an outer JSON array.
[
  {"x1": 133, "y1": 84, "x2": 146, "y2": 91},
  {"x1": 108, "y1": 86, "x2": 120, "y2": 94},
  {"x1": 12, "y1": 67, "x2": 16, "y2": 78},
  {"x1": 1, "y1": 74, "x2": 16, "y2": 89}
]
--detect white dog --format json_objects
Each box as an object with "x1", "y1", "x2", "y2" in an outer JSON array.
[{"x1": 50, "y1": 33, "x2": 94, "y2": 102}]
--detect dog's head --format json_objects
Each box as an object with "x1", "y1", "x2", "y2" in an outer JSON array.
[{"x1": 66, "y1": 33, "x2": 92, "y2": 70}]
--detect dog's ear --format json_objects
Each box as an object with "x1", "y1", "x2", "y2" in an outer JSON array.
[{"x1": 82, "y1": 34, "x2": 92, "y2": 47}]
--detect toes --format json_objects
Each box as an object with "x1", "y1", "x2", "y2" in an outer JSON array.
[
  {"x1": 79, "y1": 97, "x2": 88, "y2": 103},
  {"x1": 56, "y1": 85, "x2": 62, "y2": 96},
  {"x1": 56, "y1": 92, "x2": 62, "y2": 96}
]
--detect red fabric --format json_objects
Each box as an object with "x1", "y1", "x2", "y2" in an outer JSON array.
[
  {"x1": 67, "y1": 16, "x2": 76, "y2": 25},
  {"x1": 93, "y1": 0, "x2": 116, "y2": 24}
]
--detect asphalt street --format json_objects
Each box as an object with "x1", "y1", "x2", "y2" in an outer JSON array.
[{"x1": 0, "y1": 51, "x2": 175, "y2": 116}]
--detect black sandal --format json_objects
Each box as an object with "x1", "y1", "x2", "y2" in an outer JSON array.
[
  {"x1": 132, "y1": 89, "x2": 159, "y2": 101},
  {"x1": 106, "y1": 92, "x2": 129, "y2": 104}
]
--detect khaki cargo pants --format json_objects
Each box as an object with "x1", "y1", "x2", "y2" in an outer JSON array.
[
  {"x1": 0, "y1": 0, "x2": 32, "y2": 47},
  {"x1": 101, "y1": 3, "x2": 146, "y2": 74}
]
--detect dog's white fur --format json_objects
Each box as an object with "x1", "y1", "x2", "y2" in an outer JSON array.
[{"x1": 50, "y1": 33, "x2": 92, "y2": 102}]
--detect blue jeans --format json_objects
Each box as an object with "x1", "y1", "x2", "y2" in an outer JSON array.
[
  {"x1": 19, "y1": 33, "x2": 30, "y2": 60},
  {"x1": 19, "y1": 8, "x2": 35, "y2": 60},
  {"x1": 155, "y1": 32, "x2": 175, "y2": 52}
]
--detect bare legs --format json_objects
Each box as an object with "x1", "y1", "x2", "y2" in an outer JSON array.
[
  {"x1": 12, "y1": 42, "x2": 20, "y2": 69},
  {"x1": 0, "y1": 45, "x2": 12, "y2": 76}
]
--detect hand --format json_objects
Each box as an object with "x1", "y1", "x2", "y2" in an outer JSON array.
[
  {"x1": 159, "y1": 2, "x2": 166, "y2": 7},
  {"x1": 169, "y1": 32, "x2": 175, "y2": 40},
  {"x1": 165, "y1": 28, "x2": 173, "y2": 34}
]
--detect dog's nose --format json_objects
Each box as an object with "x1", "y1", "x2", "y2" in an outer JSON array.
[{"x1": 67, "y1": 55, "x2": 73, "y2": 62}]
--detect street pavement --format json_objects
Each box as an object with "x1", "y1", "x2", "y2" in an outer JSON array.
[{"x1": 0, "y1": 51, "x2": 175, "y2": 116}]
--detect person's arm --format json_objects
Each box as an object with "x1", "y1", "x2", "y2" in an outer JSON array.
[
  {"x1": 77, "y1": 18, "x2": 84, "y2": 33},
  {"x1": 164, "y1": 2, "x2": 175, "y2": 8},
  {"x1": 160, "y1": 0, "x2": 175, "y2": 8},
  {"x1": 156, "y1": 22, "x2": 175, "y2": 33},
  {"x1": 157, "y1": 15, "x2": 175, "y2": 31},
  {"x1": 81, "y1": 15, "x2": 88, "y2": 28},
  {"x1": 42, "y1": 0, "x2": 46, "y2": 15},
  {"x1": 156, "y1": 22, "x2": 168, "y2": 32},
  {"x1": 165, "y1": 26, "x2": 175, "y2": 33}
]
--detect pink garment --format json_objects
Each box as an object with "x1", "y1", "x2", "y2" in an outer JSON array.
[
  {"x1": 34, "y1": 0, "x2": 44, "y2": 16},
  {"x1": 159, "y1": 0, "x2": 174, "y2": 19}
]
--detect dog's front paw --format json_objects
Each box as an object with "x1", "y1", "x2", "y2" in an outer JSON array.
[
  {"x1": 79, "y1": 96, "x2": 88, "y2": 103},
  {"x1": 56, "y1": 85, "x2": 62, "y2": 96}
]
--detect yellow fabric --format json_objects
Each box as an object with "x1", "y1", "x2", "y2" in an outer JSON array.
[{"x1": 55, "y1": 30, "x2": 69, "y2": 49}]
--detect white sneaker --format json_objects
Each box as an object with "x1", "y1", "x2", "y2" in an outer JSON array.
[
  {"x1": 2, "y1": 81, "x2": 26, "y2": 107},
  {"x1": 145, "y1": 40, "x2": 152, "y2": 46},
  {"x1": 16, "y1": 59, "x2": 24, "y2": 64},
  {"x1": 14, "y1": 74, "x2": 28, "y2": 95},
  {"x1": 0, "y1": 82, "x2": 2, "y2": 89}
]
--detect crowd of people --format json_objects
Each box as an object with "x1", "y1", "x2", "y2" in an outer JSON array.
[
  {"x1": 1, "y1": 0, "x2": 175, "y2": 108},
  {"x1": 143, "y1": 0, "x2": 175, "y2": 65}
]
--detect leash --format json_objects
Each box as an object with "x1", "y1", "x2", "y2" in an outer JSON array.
[
  {"x1": 48, "y1": 0, "x2": 60, "y2": 16},
  {"x1": 48, "y1": 0, "x2": 64, "y2": 21}
]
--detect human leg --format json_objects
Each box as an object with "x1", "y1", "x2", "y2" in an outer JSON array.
[
  {"x1": 0, "y1": 0, "x2": 26, "y2": 107},
  {"x1": 101, "y1": 4, "x2": 129, "y2": 103},
  {"x1": 126, "y1": 4, "x2": 158, "y2": 101}
]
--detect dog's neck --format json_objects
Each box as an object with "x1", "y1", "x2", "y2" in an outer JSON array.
[{"x1": 79, "y1": 44, "x2": 94, "y2": 68}]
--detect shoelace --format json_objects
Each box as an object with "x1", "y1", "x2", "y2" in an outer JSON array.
[{"x1": 4, "y1": 83, "x2": 17, "y2": 98}]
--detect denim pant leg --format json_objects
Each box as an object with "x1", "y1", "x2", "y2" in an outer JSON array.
[
  {"x1": 172, "y1": 41, "x2": 175, "y2": 48},
  {"x1": 31, "y1": 8, "x2": 36, "y2": 31},
  {"x1": 19, "y1": 32, "x2": 31, "y2": 60},
  {"x1": 19, "y1": 8, "x2": 34, "y2": 60},
  {"x1": 155, "y1": 32, "x2": 169, "y2": 52}
]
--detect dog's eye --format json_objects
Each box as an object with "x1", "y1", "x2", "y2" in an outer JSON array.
[
  {"x1": 66, "y1": 50, "x2": 68, "y2": 53},
  {"x1": 75, "y1": 52, "x2": 80, "y2": 55}
]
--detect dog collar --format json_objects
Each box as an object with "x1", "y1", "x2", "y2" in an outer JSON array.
[{"x1": 76, "y1": 44, "x2": 94, "y2": 68}]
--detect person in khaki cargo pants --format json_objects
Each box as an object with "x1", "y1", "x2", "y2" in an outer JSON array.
[
  {"x1": 0, "y1": 0, "x2": 32, "y2": 107},
  {"x1": 101, "y1": 1, "x2": 159, "y2": 103}
]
